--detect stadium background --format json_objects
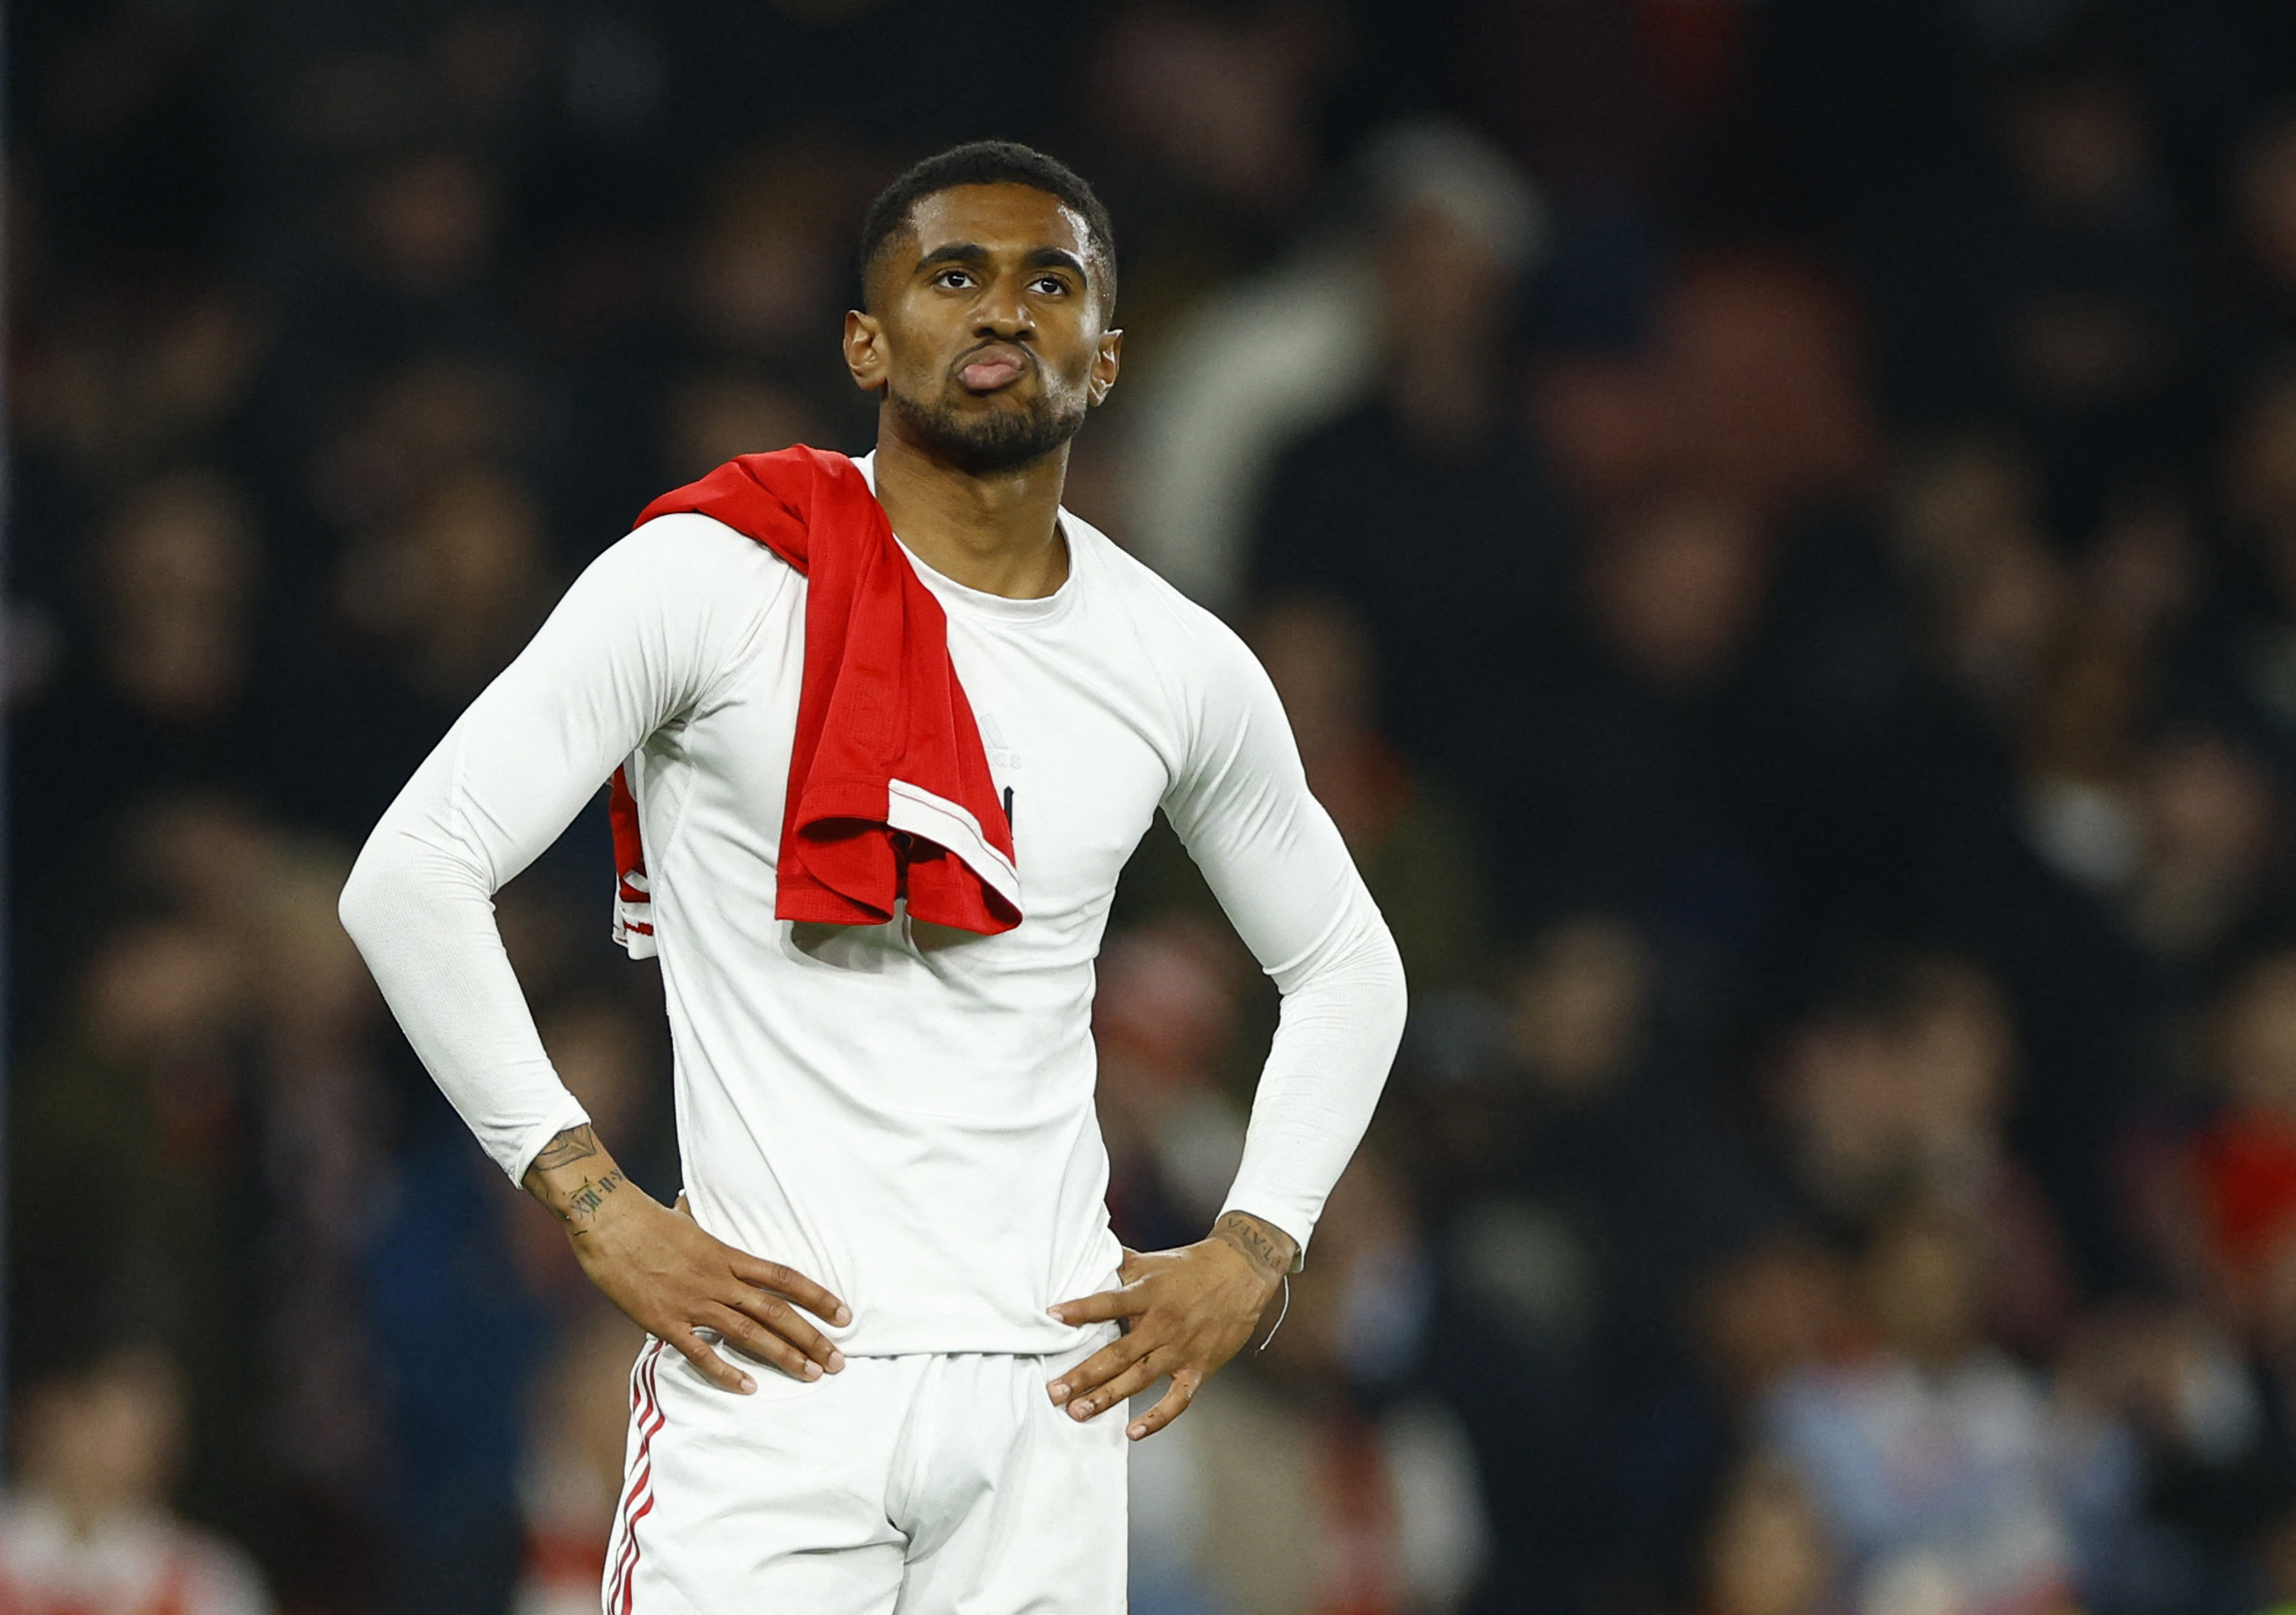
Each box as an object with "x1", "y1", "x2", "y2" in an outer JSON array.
[{"x1": 16, "y1": 0, "x2": 2296, "y2": 1611}]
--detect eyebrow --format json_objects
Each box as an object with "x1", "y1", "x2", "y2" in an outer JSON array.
[
  {"x1": 1025, "y1": 247, "x2": 1090, "y2": 281},
  {"x1": 914, "y1": 242, "x2": 1092, "y2": 284}
]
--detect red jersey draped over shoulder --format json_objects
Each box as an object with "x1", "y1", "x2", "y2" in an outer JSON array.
[{"x1": 610, "y1": 446, "x2": 1020, "y2": 944}]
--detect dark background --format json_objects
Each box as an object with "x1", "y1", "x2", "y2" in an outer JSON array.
[{"x1": 15, "y1": 2, "x2": 2296, "y2": 1612}]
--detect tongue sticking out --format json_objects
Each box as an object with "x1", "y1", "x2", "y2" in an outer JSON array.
[{"x1": 960, "y1": 352, "x2": 1026, "y2": 390}]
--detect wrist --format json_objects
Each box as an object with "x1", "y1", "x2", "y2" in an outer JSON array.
[
  {"x1": 1211, "y1": 1211, "x2": 1297, "y2": 1286},
  {"x1": 521, "y1": 1124, "x2": 638, "y2": 1236}
]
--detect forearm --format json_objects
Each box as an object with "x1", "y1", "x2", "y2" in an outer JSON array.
[
  {"x1": 1165, "y1": 627, "x2": 1409, "y2": 1266},
  {"x1": 340, "y1": 785, "x2": 591, "y2": 1182},
  {"x1": 1216, "y1": 897, "x2": 1406, "y2": 1261}
]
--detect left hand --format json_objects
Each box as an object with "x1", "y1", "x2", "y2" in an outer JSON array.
[{"x1": 1045, "y1": 1211, "x2": 1297, "y2": 1440}]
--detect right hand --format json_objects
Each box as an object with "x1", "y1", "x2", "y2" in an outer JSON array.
[{"x1": 522, "y1": 1125, "x2": 850, "y2": 1393}]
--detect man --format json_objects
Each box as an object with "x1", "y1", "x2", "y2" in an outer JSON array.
[{"x1": 339, "y1": 142, "x2": 1405, "y2": 1612}]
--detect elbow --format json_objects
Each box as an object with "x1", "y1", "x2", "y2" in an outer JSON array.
[
  {"x1": 338, "y1": 822, "x2": 438, "y2": 957},
  {"x1": 337, "y1": 816, "x2": 497, "y2": 960},
  {"x1": 1347, "y1": 904, "x2": 1408, "y2": 1010},
  {"x1": 336, "y1": 840, "x2": 392, "y2": 956},
  {"x1": 1373, "y1": 923, "x2": 1409, "y2": 1034}
]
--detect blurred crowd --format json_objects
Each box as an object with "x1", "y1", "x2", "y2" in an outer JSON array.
[{"x1": 17, "y1": 1, "x2": 2296, "y2": 1612}]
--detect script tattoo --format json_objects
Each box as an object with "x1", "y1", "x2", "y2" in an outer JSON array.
[
  {"x1": 1212, "y1": 1211, "x2": 1294, "y2": 1281},
  {"x1": 530, "y1": 1124, "x2": 603, "y2": 1173}
]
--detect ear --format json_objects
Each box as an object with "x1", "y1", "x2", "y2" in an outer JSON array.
[
  {"x1": 844, "y1": 309, "x2": 887, "y2": 394},
  {"x1": 1088, "y1": 327, "x2": 1123, "y2": 407}
]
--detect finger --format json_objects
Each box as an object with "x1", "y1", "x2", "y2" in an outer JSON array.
[
  {"x1": 1067, "y1": 1352, "x2": 1173, "y2": 1422},
  {"x1": 701, "y1": 1304, "x2": 824, "y2": 1383},
  {"x1": 1126, "y1": 1369, "x2": 1202, "y2": 1441},
  {"x1": 669, "y1": 1327, "x2": 758, "y2": 1395},
  {"x1": 1046, "y1": 1281, "x2": 1149, "y2": 1328},
  {"x1": 727, "y1": 1250, "x2": 852, "y2": 1329},
  {"x1": 726, "y1": 1285, "x2": 845, "y2": 1372},
  {"x1": 1046, "y1": 1332, "x2": 1151, "y2": 1406}
]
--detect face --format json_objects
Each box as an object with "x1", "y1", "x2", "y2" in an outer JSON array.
[{"x1": 846, "y1": 184, "x2": 1121, "y2": 476}]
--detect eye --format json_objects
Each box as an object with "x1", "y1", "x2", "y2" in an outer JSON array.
[
  {"x1": 1031, "y1": 273, "x2": 1069, "y2": 296},
  {"x1": 933, "y1": 268, "x2": 976, "y2": 289}
]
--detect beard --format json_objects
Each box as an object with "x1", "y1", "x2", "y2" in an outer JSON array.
[{"x1": 887, "y1": 376, "x2": 1088, "y2": 476}]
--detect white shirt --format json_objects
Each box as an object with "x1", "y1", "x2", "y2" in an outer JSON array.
[
  {"x1": 339, "y1": 454, "x2": 1406, "y2": 1356},
  {"x1": 0, "y1": 1495, "x2": 273, "y2": 1615}
]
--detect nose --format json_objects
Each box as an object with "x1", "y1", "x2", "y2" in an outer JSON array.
[{"x1": 973, "y1": 272, "x2": 1033, "y2": 341}]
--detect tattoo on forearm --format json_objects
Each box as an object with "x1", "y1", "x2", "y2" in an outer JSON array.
[
  {"x1": 530, "y1": 1124, "x2": 602, "y2": 1174},
  {"x1": 561, "y1": 1169, "x2": 628, "y2": 1225},
  {"x1": 1213, "y1": 1212, "x2": 1294, "y2": 1280}
]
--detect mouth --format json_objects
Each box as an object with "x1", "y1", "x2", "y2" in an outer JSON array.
[{"x1": 954, "y1": 341, "x2": 1034, "y2": 393}]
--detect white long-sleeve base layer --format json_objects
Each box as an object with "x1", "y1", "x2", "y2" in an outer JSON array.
[{"x1": 339, "y1": 453, "x2": 1407, "y2": 1357}]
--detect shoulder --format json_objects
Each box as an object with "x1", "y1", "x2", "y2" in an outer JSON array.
[
  {"x1": 1068, "y1": 514, "x2": 1262, "y2": 688},
  {"x1": 602, "y1": 510, "x2": 796, "y2": 585},
  {"x1": 569, "y1": 512, "x2": 799, "y2": 625}
]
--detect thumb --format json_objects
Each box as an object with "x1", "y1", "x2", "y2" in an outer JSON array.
[{"x1": 674, "y1": 1194, "x2": 694, "y2": 1220}]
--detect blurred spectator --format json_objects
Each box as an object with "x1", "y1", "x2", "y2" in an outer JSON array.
[
  {"x1": 1129, "y1": 1152, "x2": 1483, "y2": 1615},
  {"x1": 2053, "y1": 1300, "x2": 2281, "y2": 1610},
  {"x1": 512, "y1": 1310, "x2": 643, "y2": 1615},
  {"x1": 1485, "y1": 487, "x2": 1777, "y2": 925},
  {"x1": 0, "y1": 1345, "x2": 273, "y2": 1615},
  {"x1": 1988, "y1": 58, "x2": 2198, "y2": 521},
  {"x1": 361, "y1": 989, "x2": 660, "y2": 1615},
  {"x1": 1763, "y1": 1204, "x2": 2130, "y2": 1615},
  {"x1": 2219, "y1": 108, "x2": 2296, "y2": 387},
  {"x1": 1393, "y1": 912, "x2": 1771, "y2": 1611},
  {"x1": 1766, "y1": 950, "x2": 2075, "y2": 1358},
  {"x1": 1094, "y1": 918, "x2": 1251, "y2": 1255},
  {"x1": 13, "y1": 473, "x2": 269, "y2": 895},
  {"x1": 333, "y1": 465, "x2": 551, "y2": 701},
  {"x1": 1888, "y1": 434, "x2": 2067, "y2": 729},
  {"x1": 11, "y1": 914, "x2": 262, "y2": 1524},
  {"x1": 1085, "y1": 0, "x2": 1350, "y2": 322},
  {"x1": 286, "y1": 463, "x2": 557, "y2": 833},
  {"x1": 13, "y1": 285, "x2": 266, "y2": 493},
  {"x1": 2117, "y1": 732, "x2": 2287, "y2": 970},
  {"x1": 658, "y1": 373, "x2": 826, "y2": 487},
  {"x1": 1250, "y1": 125, "x2": 1567, "y2": 805},
  {"x1": 1532, "y1": 255, "x2": 1875, "y2": 519},
  {"x1": 2180, "y1": 951, "x2": 2296, "y2": 1326},
  {"x1": 680, "y1": 141, "x2": 864, "y2": 367},
  {"x1": 2199, "y1": 367, "x2": 2296, "y2": 795},
  {"x1": 1251, "y1": 596, "x2": 1489, "y2": 991},
  {"x1": 1124, "y1": 118, "x2": 1542, "y2": 615},
  {"x1": 249, "y1": 843, "x2": 393, "y2": 1553},
  {"x1": 1696, "y1": 1454, "x2": 1836, "y2": 1615}
]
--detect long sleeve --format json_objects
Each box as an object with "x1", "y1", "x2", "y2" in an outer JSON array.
[
  {"x1": 1162, "y1": 626, "x2": 1408, "y2": 1261},
  {"x1": 338, "y1": 514, "x2": 792, "y2": 1183}
]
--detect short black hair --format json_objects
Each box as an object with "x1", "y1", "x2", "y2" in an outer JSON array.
[{"x1": 857, "y1": 141, "x2": 1117, "y2": 313}]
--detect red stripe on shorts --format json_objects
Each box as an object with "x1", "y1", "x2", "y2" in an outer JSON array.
[{"x1": 607, "y1": 1340, "x2": 668, "y2": 1613}]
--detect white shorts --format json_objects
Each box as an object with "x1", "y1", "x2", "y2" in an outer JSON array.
[{"x1": 602, "y1": 1331, "x2": 1128, "y2": 1614}]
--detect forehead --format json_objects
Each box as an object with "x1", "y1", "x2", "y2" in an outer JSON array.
[{"x1": 900, "y1": 184, "x2": 1092, "y2": 264}]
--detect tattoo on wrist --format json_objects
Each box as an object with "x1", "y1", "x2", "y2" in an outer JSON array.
[
  {"x1": 530, "y1": 1124, "x2": 602, "y2": 1173},
  {"x1": 1213, "y1": 1212, "x2": 1295, "y2": 1280},
  {"x1": 561, "y1": 1169, "x2": 628, "y2": 1225}
]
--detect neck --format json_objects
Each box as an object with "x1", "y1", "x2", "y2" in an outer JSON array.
[{"x1": 869, "y1": 421, "x2": 1072, "y2": 599}]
